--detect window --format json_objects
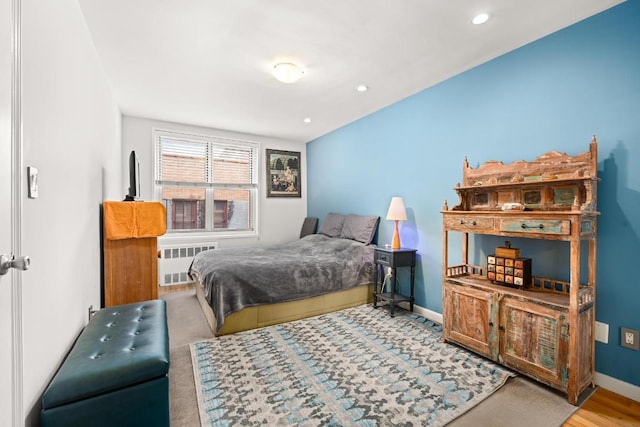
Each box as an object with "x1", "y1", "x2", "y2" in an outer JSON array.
[
  {"x1": 154, "y1": 129, "x2": 259, "y2": 234},
  {"x1": 172, "y1": 200, "x2": 202, "y2": 230}
]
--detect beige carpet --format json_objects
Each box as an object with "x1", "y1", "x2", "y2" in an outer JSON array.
[{"x1": 162, "y1": 289, "x2": 590, "y2": 426}]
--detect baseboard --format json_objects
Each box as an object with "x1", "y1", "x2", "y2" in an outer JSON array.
[
  {"x1": 395, "y1": 301, "x2": 443, "y2": 325},
  {"x1": 594, "y1": 372, "x2": 640, "y2": 402},
  {"x1": 398, "y1": 302, "x2": 639, "y2": 403}
]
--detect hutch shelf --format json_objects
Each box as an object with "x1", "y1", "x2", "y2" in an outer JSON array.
[{"x1": 441, "y1": 136, "x2": 599, "y2": 405}]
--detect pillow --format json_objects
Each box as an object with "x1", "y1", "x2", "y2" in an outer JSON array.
[
  {"x1": 340, "y1": 214, "x2": 380, "y2": 244},
  {"x1": 317, "y1": 213, "x2": 346, "y2": 237}
]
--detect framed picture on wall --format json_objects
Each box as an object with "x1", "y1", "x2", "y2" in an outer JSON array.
[{"x1": 266, "y1": 149, "x2": 301, "y2": 198}]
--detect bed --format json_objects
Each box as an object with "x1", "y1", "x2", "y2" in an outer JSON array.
[{"x1": 188, "y1": 213, "x2": 380, "y2": 335}]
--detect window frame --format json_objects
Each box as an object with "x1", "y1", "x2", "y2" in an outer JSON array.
[{"x1": 152, "y1": 128, "x2": 260, "y2": 239}]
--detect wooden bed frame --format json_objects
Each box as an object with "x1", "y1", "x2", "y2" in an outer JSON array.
[{"x1": 195, "y1": 279, "x2": 374, "y2": 336}]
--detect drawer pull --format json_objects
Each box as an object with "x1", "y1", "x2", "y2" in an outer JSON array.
[
  {"x1": 521, "y1": 223, "x2": 544, "y2": 230},
  {"x1": 460, "y1": 219, "x2": 477, "y2": 226}
]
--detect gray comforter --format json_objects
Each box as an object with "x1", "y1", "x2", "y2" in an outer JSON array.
[{"x1": 188, "y1": 234, "x2": 376, "y2": 332}]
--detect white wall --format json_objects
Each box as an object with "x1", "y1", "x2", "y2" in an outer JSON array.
[
  {"x1": 122, "y1": 116, "x2": 307, "y2": 248},
  {"x1": 20, "y1": 0, "x2": 121, "y2": 424}
]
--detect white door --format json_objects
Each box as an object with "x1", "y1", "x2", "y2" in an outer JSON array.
[{"x1": 1, "y1": 0, "x2": 21, "y2": 425}]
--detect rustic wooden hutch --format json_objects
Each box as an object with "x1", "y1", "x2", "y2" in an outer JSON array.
[{"x1": 441, "y1": 136, "x2": 599, "y2": 405}]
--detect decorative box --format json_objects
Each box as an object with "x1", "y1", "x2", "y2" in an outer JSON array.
[
  {"x1": 487, "y1": 255, "x2": 532, "y2": 288},
  {"x1": 495, "y1": 241, "x2": 520, "y2": 259}
]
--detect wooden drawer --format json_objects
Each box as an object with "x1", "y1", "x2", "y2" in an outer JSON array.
[
  {"x1": 444, "y1": 216, "x2": 494, "y2": 232},
  {"x1": 499, "y1": 219, "x2": 570, "y2": 236},
  {"x1": 374, "y1": 250, "x2": 392, "y2": 266},
  {"x1": 374, "y1": 249, "x2": 416, "y2": 267}
]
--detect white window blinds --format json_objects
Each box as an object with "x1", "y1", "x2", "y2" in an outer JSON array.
[{"x1": 156, "y1": 135, "x2": 258, "y2": 188}]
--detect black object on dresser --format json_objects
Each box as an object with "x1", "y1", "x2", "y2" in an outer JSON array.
[{"x1": 372, "y1": 247, "x2": 417, "y2": 316}]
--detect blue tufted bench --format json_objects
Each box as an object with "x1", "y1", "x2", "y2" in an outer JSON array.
[{"x1": 41, "y1": 300, "x2": 170, "y2": 427}]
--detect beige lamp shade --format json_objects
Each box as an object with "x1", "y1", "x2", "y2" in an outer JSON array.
[
  {"x1": 386, "y1": 197, "x2": 407, "y2": 249},
  {"x1": 386, "y1": 197, "x2": 407, "y2": 221}
]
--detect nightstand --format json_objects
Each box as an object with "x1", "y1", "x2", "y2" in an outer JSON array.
[{"x1": 372, "y1": 247, "x2": 417, "y2": 317}]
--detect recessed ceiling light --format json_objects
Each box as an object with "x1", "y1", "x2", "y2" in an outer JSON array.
[
  {"x1": 356, "y1": 85, "x2": 369, "y2": 92},
  {"x1": 272, "y1": 62, "x2": 304, "y2": 83},
  {"x1": 303, "y1": 117, "x2": 312, "y2": 124},
  {"x1": 472, "y1": 13, "x2": 490, "y2": 25}
]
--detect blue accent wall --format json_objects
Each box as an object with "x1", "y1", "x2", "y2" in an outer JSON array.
[{"x1": 307, "y1": 2, "x2": 640, "y2": 387}]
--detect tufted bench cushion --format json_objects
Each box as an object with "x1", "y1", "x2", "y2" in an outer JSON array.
[{"x1": 41, "y1": 299, "x2": 170, "y2": 427}]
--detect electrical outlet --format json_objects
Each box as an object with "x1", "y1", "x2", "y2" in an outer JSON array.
[
  {"x1": 621, "y1": 327, "x2": 640, "y2": 350},
  {"x1": 595, "y1": 321, "x2": 609, "y2": 344}
]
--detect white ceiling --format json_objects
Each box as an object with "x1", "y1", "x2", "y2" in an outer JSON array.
[{"x1": 78, "y1": 0, "x2": 623, "y2": 143}]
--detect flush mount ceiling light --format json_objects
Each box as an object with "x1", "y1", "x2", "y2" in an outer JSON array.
[
  {"x1": 272, "y1": 62, "x2": 304, "y2": 83},
  {"x1": 303, "y1": 117, "x2": 312, "y2": 124},
  {"x1": 472, "y1": 13, "x2": 490, "y2": 25},
  {"x1": 356, "y1": 84, "x2": 369, "y2": 92}
]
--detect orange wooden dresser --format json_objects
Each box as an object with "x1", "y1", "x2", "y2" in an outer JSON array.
[{"x1": 102, "y1": 201, "x2": 166, "y2": 307}]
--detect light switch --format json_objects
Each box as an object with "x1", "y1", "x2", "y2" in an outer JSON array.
[{"x1": 27, "y1": 166, "x2": 38, "y2": 199}]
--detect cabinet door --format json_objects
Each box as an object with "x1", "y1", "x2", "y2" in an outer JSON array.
[
  {"x1": 499, "y1": 297, "x2": 568, "y2": 389},
  {"x1": 443, "y1": 282, "x2": 499, "y2": 360},
  {"x1": 104, "y1": 237, "x2": 158, "y2": 306}
]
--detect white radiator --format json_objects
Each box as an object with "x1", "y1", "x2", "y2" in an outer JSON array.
[{"x1": 158, "y1": 242, "x2": 218, "y2": 286}]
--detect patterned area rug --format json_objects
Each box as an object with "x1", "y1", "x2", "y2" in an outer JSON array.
[{"x1": 190, "y1": 305, "x2": 515, "y2": 426}]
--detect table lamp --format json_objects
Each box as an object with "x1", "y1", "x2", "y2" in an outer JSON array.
[{"x1": 386, "y1": 197, "x2": 407, "y2": 249}]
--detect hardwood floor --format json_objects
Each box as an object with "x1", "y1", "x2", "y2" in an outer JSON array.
[
  {"x1": 564, "y1": 388, "x2": 640, "y2": 426},
  {"x1": 159, "y1": 283, "x2": 640, "y2": 426}
]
